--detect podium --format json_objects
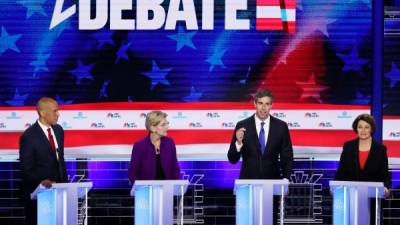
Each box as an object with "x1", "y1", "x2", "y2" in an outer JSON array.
[
  {"x1": 330, "y1": 180, "x2": 385, "y2": 225},
  {"x1": 234, "y1": 179, "x2": 289, "y2": 225},
  {"x1": 131, "y1": 180, "x2": 189, "y2": 225},
  {"x1": 31, "y1": 182, "x2": 93, "y2": 225}
]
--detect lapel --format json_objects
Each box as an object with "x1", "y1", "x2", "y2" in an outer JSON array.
[
  {"x1": 33, "y1": 122, "x2": 58, "y2": 159},
  {"x1": 265, "y1": 116, "x2": 275, "y2": 153},
  {"x1": 361, "y1": 140, "x2": 376, "y2": 172},
  {"x1": 52, "y1": 125, "x2": 62, "y2": 151},
  {"x1": 353, "y1": 139, "x2": 363, "y2": 177},
  {"x1": 249, "y1": 115, "x2": 261, "y2": 153}
]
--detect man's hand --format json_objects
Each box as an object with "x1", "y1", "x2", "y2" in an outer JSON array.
[
  {"x1": 384, "y1": 187, "x2": 391, "y2": 198},
  {"x1": 236, "y1": 128, "x2": 246, "y2": 145},
  {"x1": 40, "y1": 179, "x2": 54, "y2": 188}
]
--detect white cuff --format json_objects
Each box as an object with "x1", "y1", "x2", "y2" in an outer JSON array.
[{"x1": 235, "y1": 141, "x2": 243, "y2": 152}]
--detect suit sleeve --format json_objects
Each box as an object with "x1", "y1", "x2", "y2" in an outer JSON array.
[
  {"x1": 171, "y1": 140, "x2": 181, "y2": 180},
  {"x1": 128, "y1": 143, "x2": 141, "y2": 184},
  {"x1": 19, "y1": 133, "x2": 41, "y2": 187},
  {"x1": 380, "y1": 146, "x2": 391, "y2": 188},
  {"x1": 335, "y1": 144, "x2": 348, "y2": 180},
  {"x1": 227, "y1": 123, "x2": 242, "y2": 164},
  {"x1": 280, "y1": 123, "x2": 293, "y2": 179},
  {"x1": 58, "y1": 127, "x2": 68, "y2": 182}
]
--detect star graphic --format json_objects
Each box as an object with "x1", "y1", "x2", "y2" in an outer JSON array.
[
  {"x1": 338, "y1": 46, "x2": 369, "y2": 72},
  {"x1": 240, "y1": 66, "x2": 251, "y2": 84},
  {"x1": 70, "y1": 60, "x2": 95, "y2": 85},
  {"x1": 143, "y1": 60, "x2": 172, "y2": 90},
  {"x1": 56, "y1": 95, "x2": 73, "y2": 105},
  {"x1": 99, "y1": 80, "x2": 111, "y2": 98},
  {"x1": 93, "y1": 30, "x2": 115, "y2": 49},
  {"x1": 183, "y1": 86, "x2": 202, "y2": 102},
  {"x1": 6, "y1": 89, "x2": 28, "y2": 106},
  {"x1": 167, "y1": 26, "x2": 197, "y2": 52},
  {"x1": 17, "y1": 0, "x2": 47, "y2": 18},
  {"x1": 206, "y1": 49, "x2": 227, "y2": 72},
  {"x1": 296, "y1": 74, "x2": 329, "y2": 103},
  {"x1": 0, "y1": 27, "x2": 22, "y2": 55},
  {"x1": 385, "y1": 62, "x2": 400, "y2": 88},
  {"x1": 264, "y1": 37, "x2": 270, "y2": 45},
  {"x1": 349, "y1": 90, "x2": 370, "y2": 105},
  {"x1": 115, "y1": 42, "x2": 132, "y2": 63},
  {"x1": 30, "y1": 53, "x2": 50, "y2": 77}
]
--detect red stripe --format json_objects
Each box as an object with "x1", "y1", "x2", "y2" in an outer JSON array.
[
  {"x1": 4, "y1": 130, "x2": 399, "y2": 158},
  {"x1": 257, "y1": 0, "x2": 296, "y2": 8},
  {"x1": 383, "y1": 141, "x2": 400, "y2": 157},
  {"x1": 0, "y1": 102, "x2": 370, "y2": 111},
  {"x1": 287, "y1": 22, "x2": 296, "y2": 33},
  {"x1": 383, "y1": 116, "x2": 400, "y2": 119},
  {"x1": 0, "y1": 130, "x2": 356, "y2": 149},
  {"x1": 257, "y1": 18, "x2": 284, "y2": 30},
  {"x1": 257, "y1": 0, "x2": 280, "y2": 6}
]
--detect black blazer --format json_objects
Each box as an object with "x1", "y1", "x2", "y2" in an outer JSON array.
[
  {"x1": 335, "y1": 138, "x2": 391, "y2": 188},
  {"x1": 228, "y1": 115, "x2": 293, "y2": 179},
  {"x1": 19, "y1": 121, "x2": 68, "y2": 200}
]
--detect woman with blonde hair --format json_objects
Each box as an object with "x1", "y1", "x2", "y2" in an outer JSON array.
[{"x1": 128, "y1": 111, "x2": 181, "y2": 184}]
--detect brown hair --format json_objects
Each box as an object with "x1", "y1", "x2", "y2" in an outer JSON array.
[
  {"x1": 352, "y1": 114, "x2": 376, "y2": 134},
  {"x1": 254, "y1": 89, "x2": 274, "y2": 103}
]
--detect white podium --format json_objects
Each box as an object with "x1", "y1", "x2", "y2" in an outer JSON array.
[
  {"x1": 234, "y1": 179, "x2": 289, "y2": 225},
  {"x1": 330, "y1": 180, "x2": 385, "y2": 225},
  {"x1": 31, "y1": 182, "x2": 93, "y2": 225},
  {"x1": 131, "y1": 180, "x2": 189, "y2": 225}
]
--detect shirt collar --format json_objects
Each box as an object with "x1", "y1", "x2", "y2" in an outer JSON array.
[{"x1": 254, "y1": 114, "x2": 270, "y2": 125}]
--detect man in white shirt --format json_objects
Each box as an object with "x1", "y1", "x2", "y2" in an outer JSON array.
[
  {"x1": 228, "y1": 89, "x2": 293, "y2": 180},
  {"x1": 19, "y1": 97, "x2": 68, "y2": 225}
]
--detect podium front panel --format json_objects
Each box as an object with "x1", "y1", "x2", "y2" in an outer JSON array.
[
  {"x1": 134, "y1": 186, "x2": 153, "y2": 225},
  {"x1": 37, "y1": 190, "x2": 57, "y2": 225}
]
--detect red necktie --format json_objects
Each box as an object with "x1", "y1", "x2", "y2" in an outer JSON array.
[{"x1": 47, "y1": 128, "x2": 56, "y2": 153}]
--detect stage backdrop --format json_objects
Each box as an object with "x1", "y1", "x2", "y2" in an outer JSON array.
[{"x1": 0, "y1": 0, "x2": 399, "y2": 160}]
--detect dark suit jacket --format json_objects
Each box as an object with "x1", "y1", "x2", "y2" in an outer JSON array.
[
  {"x1": 228, "y1": 114, "x2": 293, "y2": 179},
  {"x1": 19, "y1": 121, "x2": 68, "y2": 200},
  {"x1": 335, "y1": 138, "x2": 391, "y2": 188},
  {"x1": 128, "y1": 135, "x2": 181, "y2": 184}
]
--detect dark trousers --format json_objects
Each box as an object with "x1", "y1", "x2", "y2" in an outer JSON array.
[{"x1": 23, "y1": 199, "x2": 37, "y2": 225}]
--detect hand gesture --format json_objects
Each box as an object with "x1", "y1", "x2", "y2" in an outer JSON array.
[{"x1": 236, "y1": 128, "x2": 246, "y2": 145}]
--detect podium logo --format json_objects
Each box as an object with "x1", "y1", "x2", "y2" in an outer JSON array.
[
  {"x1": 221, "y1": 122, "x2": 235, "y2": 128},
  {"x1": 6, "y1": 112, "x2": 21, "y2": 119},
  {"x1": 73, "y1": 112, "x2": 88, "y2": 119},
  {"x1": 189, "y1": 122, "x2": 202, "y2": 128},
  {"x1": 206, "y1": 112, "x2": 220, "y2": 118},
  {"x1": 305, "y1": 112, "x2": 319, "y2": 118},
  {"x1": 287, "y1": 122, "x2": 300, "y2": 128},
  {"x1": 61, "y1": 121, "x2": 72, "y2": 129},
  {"x1": 337, "y1": 111, "x2": 352, "y2": 119},
  {"x1": 0, "y1": 123, "x2": 6, "y2": 128},
  {"x1": 319, "y1": 122, "x2": 333, "y2": 128},
  {"x1": 172, "y1": 111, "x2": 187, "y2": 119},
  {"x1": 389, "y1": 132, "x2": 400, "y2": 138},
  {"x1": 272, "y1": 112, "x2": 286, "y2": 118},
  {"x1": 91, "y1": 122, "x2": 105, "y2": 128},
  {"x1": 123, "y1": 122, "x2": 138, "y2": 128},
  {"x1": 50, "y1": 0, "x2": 296, "y2": 32},
  {"x1": 107, "y1": 112, "x2": 121, "y2": 118}
]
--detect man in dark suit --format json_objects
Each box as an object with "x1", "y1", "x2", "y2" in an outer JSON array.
[
  {"x1": 228, "y1": 89, "x2": 293, "y2": 180},
  {"x1": 19, "y1": 97, "x2": 68, "y2": 225},
  {"x1": 228, "y1": 89, "x2": 293, "y2": 224}
]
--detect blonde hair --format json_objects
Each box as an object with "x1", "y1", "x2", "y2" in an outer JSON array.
[{"x1": 145, "y1": 111, "x2": 168, "y2": 131}]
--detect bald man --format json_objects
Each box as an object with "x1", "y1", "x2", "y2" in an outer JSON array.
[{"x1": 19, "y1": 97, "x2": 68, "y2": 225}]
